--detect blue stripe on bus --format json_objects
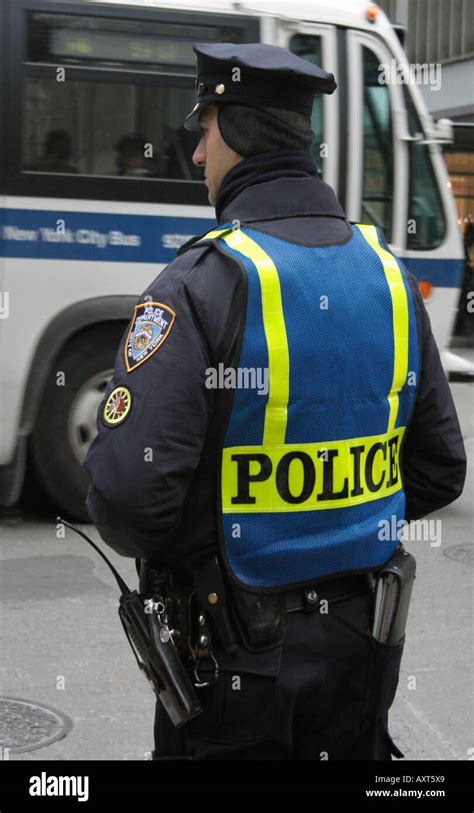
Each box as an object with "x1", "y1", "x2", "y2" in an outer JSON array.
[
  {"x1": 403, "y1": 257, "x2": 464, "y2": 289},
  {"x1": 0, "y1": 208, "x2": 465, "y2": 287},
  {"x1": 0, "y1": 209, "x2": 215, "y2": 264}
]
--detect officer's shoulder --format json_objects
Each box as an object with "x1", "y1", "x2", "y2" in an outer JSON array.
[
  {"x1": 139, "y1": 237, "x2": 214, "y2": 301},
  {"x1": 140, "y1": 226, "x2": 244, "y2": 351},
  {"x1": 176, "y1": 222, "x2": 236, "y2": 257},
  {"x1": 140, "y1": 226, "x2": 241, "y2": 302},
  {"x1": 183, "y1": 227, "x2": 245, "y2": 307},
  {"x1": 177, "y1": 224, "x2": 243, "y2": 285},
  {"x1": 181, "y1": 228, "x2": 246, "y2": 350}
]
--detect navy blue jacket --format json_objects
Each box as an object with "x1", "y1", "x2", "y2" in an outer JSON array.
[{"x1": 84, "y1": 171, "x2": 467, "y2": 582}]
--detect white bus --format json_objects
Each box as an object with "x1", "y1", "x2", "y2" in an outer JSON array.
[{"x1": 0, "y1": 0, "x2": 467, "y2": 520}]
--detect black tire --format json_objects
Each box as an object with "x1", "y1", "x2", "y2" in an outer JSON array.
[{"x1": 30, "y1": 323, "x2": 125, "y2": 522}]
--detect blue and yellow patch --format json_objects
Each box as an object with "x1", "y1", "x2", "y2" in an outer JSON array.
[
  {"x1": 103, "y1": 386, "x2": 132, "y2": 426},
  {"x1": 125, "y1": 301, "x2": 176, "y2": 372}
]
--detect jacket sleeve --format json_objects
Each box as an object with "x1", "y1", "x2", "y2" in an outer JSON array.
[
  {"x1": 83, "y1": 248, "x2": 217, "y2": 560},
  {"x1": 401, "y1": 274, "x2": 467, "y2": 520}
]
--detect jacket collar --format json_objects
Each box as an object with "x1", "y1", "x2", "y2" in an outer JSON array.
[{"x1": 219, "y1": 175, "x2": 346, "y2": 225}]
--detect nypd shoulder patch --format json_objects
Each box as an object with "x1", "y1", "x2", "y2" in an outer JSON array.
[{"x1": 124, "y1": 301, "x2": 176, "y2": 372}]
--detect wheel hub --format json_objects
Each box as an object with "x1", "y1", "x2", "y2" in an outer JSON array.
[{"x1": 68, "y1": 369, "x2": 113, "y2": 464}]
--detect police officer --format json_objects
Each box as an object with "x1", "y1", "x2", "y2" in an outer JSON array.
[{"x1": 84, "y1": 43, "x2": 467, "y2": 760}]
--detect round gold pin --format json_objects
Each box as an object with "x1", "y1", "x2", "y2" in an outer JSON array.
[
  {"x1": 103, "y1": 386, "x2": 132, "y2": 426},
  {"x1": 215, "y1": 83, "x2": 225, "y2": 95}
]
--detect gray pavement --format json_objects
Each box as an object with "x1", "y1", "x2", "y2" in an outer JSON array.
[
  {"x1": 0, "y1": 526, "x2": 155, "y2": 760},
  {"x1": 0, "y1": 378, "x2": 472, "y2": 761}
]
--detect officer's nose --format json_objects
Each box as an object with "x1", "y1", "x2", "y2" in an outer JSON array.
[{"x1": 192, "y1": 137, "x2": 206, "y2": 168}]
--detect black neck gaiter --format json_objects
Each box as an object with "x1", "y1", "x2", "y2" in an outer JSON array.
[{"x1": 215, "y1": 149, "x2": 318, "y2": 224}]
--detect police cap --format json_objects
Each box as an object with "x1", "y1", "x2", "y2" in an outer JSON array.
[{"x1": 184, "y1": 42, "x2": 337, "y2": 131}]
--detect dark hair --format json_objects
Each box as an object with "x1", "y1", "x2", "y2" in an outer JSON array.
[
  {"x1": 44, "y1": 129, "x2": 72, "y2": 160},
  {"x1": 115, "y1": 133, "x2": 147, "y2": 157}
]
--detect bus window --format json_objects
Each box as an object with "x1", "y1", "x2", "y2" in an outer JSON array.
[
  {"x1": 20, "y1": 8, "x2": 258, "y2": 184},
  {"x1": 404, "y1": 89, "x2": 446, "y2": 249},
  {"x1": 362, "y1": 47, "x2": 394, "y2": 242},
  {"x1": 289, "y1": 35, "x2": 323, "y2": 167},
  {"x1": 22, "y1": 77, "x2": 200, "y2": 180}
]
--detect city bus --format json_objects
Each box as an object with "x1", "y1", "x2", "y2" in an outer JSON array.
[{"x1": 0, "y1": 0, "x2": 467, "y2": 520}]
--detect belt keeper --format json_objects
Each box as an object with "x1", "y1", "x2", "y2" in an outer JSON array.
[{"x1": 303, "y1": 588, "x2": 319, "y2": 613}]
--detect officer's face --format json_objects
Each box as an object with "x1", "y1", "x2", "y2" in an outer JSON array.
[{"x1": 192, "y1": 104, "x2": 243, "y2": 207}]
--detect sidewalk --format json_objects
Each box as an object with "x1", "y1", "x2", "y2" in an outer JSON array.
[{"x1": 0, "y1": 524, "x2": 156, "y2": 760}]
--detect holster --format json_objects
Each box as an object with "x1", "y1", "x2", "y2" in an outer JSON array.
[
  {"x1": 192, "y1": 554, "x2": 285, "y2": 653},
  {"x1": 118, "y1": 588, "x2": 202, "y2": 727}
]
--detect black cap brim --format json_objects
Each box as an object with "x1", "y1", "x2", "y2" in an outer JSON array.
[{"x1": 184, "y1": 100, "x2": 209, "y2": 131}]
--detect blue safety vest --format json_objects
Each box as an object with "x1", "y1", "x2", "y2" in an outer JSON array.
[{"x1": 197, "y1": 223, "x2": 420, "y2": 590}]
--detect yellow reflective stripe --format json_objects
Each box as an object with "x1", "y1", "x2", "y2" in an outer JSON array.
[
  {"x1": 221, "y1": 428, "x2": 405, "y2": 513},
  {"x1": 356, "y1": 224, "x2": 409, "y2": 433},
  {"x1": 195, "y1": 226, "x2": 232, "y2": 242},
  {"x1": 220, "y1": 229, "x2": 290, "y2": 446}
]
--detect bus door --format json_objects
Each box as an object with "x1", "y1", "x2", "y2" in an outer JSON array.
[
  {"x1": 346, "y1": 28, "x2": 464, "y2": 359},
  {"x1": 345, "y1": 29, "x2": 408, "y2": 254}
]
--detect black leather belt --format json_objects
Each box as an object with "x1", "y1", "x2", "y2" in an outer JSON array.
[{"x1": 284, "y1": 574, "x2": 372, "y2": 613}]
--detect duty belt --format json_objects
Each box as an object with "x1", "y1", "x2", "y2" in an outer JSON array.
[
  {"x1": 284, "y1": 574, "x2": 372, "y2": 613},
  {"x1": 192, "y1": 557, "x2": 375, "y2": 657}
]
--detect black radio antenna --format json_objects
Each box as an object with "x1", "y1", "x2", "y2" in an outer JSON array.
[{"x1": 57, "y1": 516, "x2": 131, "y2": 597}]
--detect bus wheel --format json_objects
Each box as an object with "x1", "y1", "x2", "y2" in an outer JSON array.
[{"x1": 30, "y1": 324, "x2": 124, "y2": 522}]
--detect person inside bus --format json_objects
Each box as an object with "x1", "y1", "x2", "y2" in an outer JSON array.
[
  {"x1": 114, "y1": 133, "x2": 154, "y2": 177},
  {"x1": 36, "y1": 129, "x2": 79, "y2": 174}
]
